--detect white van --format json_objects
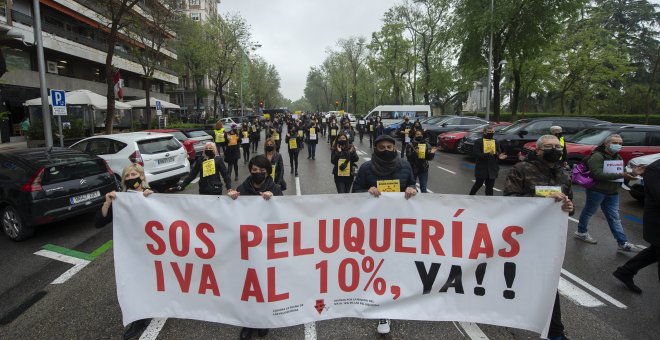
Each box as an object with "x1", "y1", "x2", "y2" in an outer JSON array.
[{"x1": 364, "y1": 105, "x2": 431, "y2": 125}]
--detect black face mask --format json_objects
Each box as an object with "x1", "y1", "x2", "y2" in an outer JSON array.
[
  {"x1": 338, "y1": 140, "x2": 348, "y2": 146},
  {"x1": 251, "y1": 172, "x2": 267, "y2": 184},
  {"x1": 204, "y1": 150, "x2": 215, "y2": 158},
  {"x1": 555, "y1": 133, "x2": 563, "y2": 138},
  {"x1": 265, "y1": 145, "x2": 274, "y2": 152},
  {"x1": 542, "y1": 149, "x2": 562, "y2": 163},
  {"x1": 124, "y1": 177, "x2": 142, "y2": 190},
  {"x1": 484, "y1": 133, "x2": 494, "y2": 139},
  {"x1": 376, "y1": 149, "x2": 398, "y2": 161},
  {"x1": 344, "y1": 125, "x2": 350, "y2": 129},
  {"x1": 414, "y1": 136, "x2": 424, "y2": 143}
]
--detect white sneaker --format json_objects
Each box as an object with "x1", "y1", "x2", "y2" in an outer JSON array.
[
  {"x1": 618, "y1": 242, "x2": 642, "y2": 253},
  {"x1": 377, "y1": 319, "x2": 390, "y2": 334}
]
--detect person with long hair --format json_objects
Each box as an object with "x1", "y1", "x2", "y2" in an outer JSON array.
[
  {"x1": 264, "y1": 138, "x2": 285, "y2": 191},
  {"x1": 225, "y1": 124, "x2": 241, "y2": 181},
  {"x1": 174, "y1": 142, "x2": 232, "y2": 195},
  {"x1": 331, "y1": 132, "x2": 359, "y2": 193}
]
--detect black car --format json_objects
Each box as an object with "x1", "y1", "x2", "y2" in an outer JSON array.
[
  {"x1": 0, "y1": 148, "x2": 117, "y2": 241},
  {"x1": 424, "y1": 116, "x2": 490, "y2": 146},
  {"x1": 460, "y1": 117, "x2": 608, "y2": 160}
]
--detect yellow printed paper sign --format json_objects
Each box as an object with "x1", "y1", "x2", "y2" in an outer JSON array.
[
  {"x1": 289, "y1": 138, "x2": 298, "y2": 149},
  {"x1": 273, "y1": 132, "x2": 280, "y2": 140},
  {"x1": 331, "y1": 129, "x2": 337, "y2": 136},
  {"x1": 377, "y1": 179, "x2": 401, "y2": 193},
  {"x1": 483, "y1": 139, "x2": 496, "y2": 155},
  {"x1": 534, "y1": 186, "x2": 562, "y2": 197},
  {"x1": 252, "y1": 126, "x2": 257, "y2": 132},
  {"x1": 310, "y1": 128, "x2": 316, "y2": 135},
  {"x1": 202, "y1": 159, "x2": 216, "y2": 178},
  {"x1": 228, "y1": 135, "x2": 238, "y2": 146},
  {"x1": 271, "y1": 165, "x2": 276, "y2": 180},
  {"x1": 337, "y1": 159, "x2": 350, "y2": 177},
  {"x1": 242, "y1": 131, "x2": 249, "y2": 138},
  {"x1": 297, "y1": 130, "x2": 304, "y2": 138},
  {"x1": 418, "y1": 144, "x2": 426, "y2": 159},
  {"x1": 369, "y1": 125, "x2": 374, "y2": 132}
]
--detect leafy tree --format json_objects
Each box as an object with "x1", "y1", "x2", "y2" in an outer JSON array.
[
  {"x1": 172, "y1": 18, "x2": 212, "y2": 115},
  {"x1": 368, "y1": 14, "x2": 412, "y2": 105}
]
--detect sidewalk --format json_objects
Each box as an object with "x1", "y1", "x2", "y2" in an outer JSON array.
[{"x1": 0, "y1": 136, "x2": 28, "y2": 151}]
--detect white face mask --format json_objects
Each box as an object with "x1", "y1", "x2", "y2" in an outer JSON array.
[{"x1": 608, "y1": 144, "x2": 622, "y2": 153}]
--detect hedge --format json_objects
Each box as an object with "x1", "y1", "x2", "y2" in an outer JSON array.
[{"x1": 470, "y1": 112, "x2": 660, "y2": 125}]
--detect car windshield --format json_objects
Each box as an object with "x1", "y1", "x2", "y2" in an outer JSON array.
[
  {"x1": 169, "y1": 131, "x2": 188, "y2": 141},
  {"x1": 43, "y1": 159, "x2": 106, "y2": 185},
  {"x1": 498, "y1": 120, "x2": 529, "y2": 133},
  {"x1": 138, "y1": 137, "x2": 182, "y2": 155},
  {"x1": 186, "y1": 131, "x2": 209, "y2": 137},
  {"x1": 469, "y1": 124, "x2": 490, "y2": 132},
  {"x1": 423, "y1": 117, "x2": 446, "y2": 125},
  {"x1": 566, "y1": 128, "x2": 613, "y2": 145}
]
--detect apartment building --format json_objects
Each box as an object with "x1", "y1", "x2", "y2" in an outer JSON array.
[{"x1": 0, "y1": 0, "x2": 178, "y2": 136}]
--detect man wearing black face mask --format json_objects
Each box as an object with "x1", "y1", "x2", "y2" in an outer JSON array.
[
  {"x1": 550, "y1": 126, "x2": 568, "y2": 167},
  {"x1": 405, "y1": 130, "x2": 437, "y2": 193},
  {"x1": 397, "y1": 116, "x2": 414, "y2": 158},
  {"x1": 470, "y1": 126, "x2": 507, "y2": 196},
  {"x1": 175, "y1": 143, "x2": 231, "y2": 195},
  {"x1": 504, "y1": 134, "x2": 575, "y2": 340},
  {"x1": 332, "y1": 132, "x2": 360, "y2": 193}
]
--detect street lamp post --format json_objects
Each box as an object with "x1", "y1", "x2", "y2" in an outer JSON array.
[{"x1": 485, "y1": 0, "x2": 494, "y2": 122}]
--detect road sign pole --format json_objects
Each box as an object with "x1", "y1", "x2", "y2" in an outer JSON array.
[
  {"x1": 33, "y1": 0, "x2": 53, "y2": 148},
  {"x1": 58, "y1": 116, "x2": 63, "y2": 147}
]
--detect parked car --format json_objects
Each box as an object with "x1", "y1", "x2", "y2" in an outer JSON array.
[
  {"x1": 520, "y1": 124, "x2": 660, "y2": 167},
  {"x1": 461, "y1": 117, "x2": 609, "y2": 160},
  {"x1": 440, "y1": 122, "x2": 511, "y2": 153},
  {"x1": 623, "y1": 152, "x2": 660, "y2": 202},
  {"x1": 144, "y1": 129, "x2": 197, "y2": 161},
  {"x1": 424, "y1": 116, "x2": 490, "y2": 146},
  {"x1": 179, "y1": 129, "x2": 214, "y2": 156},
  {"x1": 219, "y1": 117, "x2": 240, "y2": 127},
  {"x1": 0, "y1": 148, "x2": 117, "y2": 241},
  {"x1": 384, "y1": 116, "x2": 448, "y2": 138},
  {"x1": 69, "y1": 132, "x2": 190, "y2": 190}
]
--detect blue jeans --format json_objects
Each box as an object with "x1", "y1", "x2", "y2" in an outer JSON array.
[
  {"x1": 415, "y1": 170, "x2": 429, "y2": 193},
  {"x1": 577, "y1": 190, "x2": 628, "y2": 245}
]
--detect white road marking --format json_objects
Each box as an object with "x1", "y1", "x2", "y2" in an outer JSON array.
[
  {"x1": 34, "y1": 249, "x2": 90, "y2": 284},
  {"x1": 568, "y1": 217, "x2": 579, "y2": 223},
  {"x1": 437, "y1": 166, "x2": 456, "y2": 174},
  {"x1": 458, "y1": 322, "x2": 490, "y2": 339},
  {"x1": 451, "y1": 321, "x2": 465, "y2": 337},
  {"x1": 296, "y1": 174, "x2": 318, "y2": 340},
  {"x1": 558, "y1": 277, "x2": 605, "y2": 307},
  {"x1": 295, "y1": 177, "x2": 302, "y2": 196},
  {"x1": 561, "y1": 269, "x2": 627, "y2": 309},
  {"x1": 191, "y1": 177, "x2": 200, "y2": 184},
  {"x1": 139, "y1": 318, "x2": 167, "y2": 340},
  {"x1": 364, "y1": 157, "x2": 371, "y2": 161}
]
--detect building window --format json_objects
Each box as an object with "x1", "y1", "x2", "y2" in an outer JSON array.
[
  {"x1": 190, "y1": 13, "x2": 201, "y2": 21},
  {"x1": 189, "y1": 0, "x2": 200, "y2": 5}
]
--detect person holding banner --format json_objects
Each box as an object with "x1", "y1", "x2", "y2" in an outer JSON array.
[
  {"x1": 469, "y1": 125, "x2": 507, "y2": 196},
  {"x1": 174, "y1": 142, "x2": 232, "y2": 195},
  {"x1": 504, "y1": 134, "x2": 575, "y2": 340},
  {"x1": 241, "y1": 124, "x2": 251, "y2": 164},
  {"x1": 95, "y1": 163, "x2": 154, "y2": 339},
  {"x1": 331, "y1": 132, "x2": 360, "y2": 193},
  {"x1": 285, "y1": 125, "x2": 301, "y2": 176},
  {"x1": 264, "y1": 138, "x2": 285, "y2": 191},
  {"x1": 306, "y1": 121, "x2": 319, "y2": 160},
  {"x1": 575, "y1": 134, "x2": 643, "y2": 252},
  {"x1": 405, "y1": 129, "x2": 437, "y2": 193},
  {"x1": 225, "y1": 125, "x2": 241, "y2": 181}
]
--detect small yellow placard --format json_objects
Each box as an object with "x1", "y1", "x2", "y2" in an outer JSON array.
[
  {"x1": 270, "y1": 165, "x2": 276, "y2": 180},
  {"x1": 377, "y1": 179, "x2": 401, "y2": 193},
  {"x1": 418, "y1": 144, "x2": 426, "y2": 159},
  {"x1": 273, "y1": 132, "x2": 280, "y2": 140},
  {"x1": 337, "y1": 159, "x2": 350, "y2": 177},
  {"x1": 289, "y1": 138, "x2": 297, "y2": 149},
  {"x1": 534, "y1": 186, "x2": 562, "y2": 197},
  {"x1": 242, "y1": 131, "x2": 249, "y2": 138},
  {"x1": 310, "y1": 128, "x2": 316, "y2": 135},
  {"x1": 331, "y1": 129, "x2": 337, "y2": 136},
  {"x1": 252, "y1": 126, "x2": 257, "y2": 132},
  {"x1": 483, "y1": 139, "x2": 496, "y2": 155},
  {"x1": 297, "y1": 130, "x2": 304, "y2": 138},
  {"x1": 369, "y1": 125, "x2": 374, "y2": 132},
  {"x1": 202, "y1": 159, "x2": 215, "y2": 178},
  {"x1": 228, "y1": 135, "x2": 238, "y2": 146}
]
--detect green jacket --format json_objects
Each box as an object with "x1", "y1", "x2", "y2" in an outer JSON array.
[{"x1": 586, "y1": 146, "x2": 623, "y2": 195}]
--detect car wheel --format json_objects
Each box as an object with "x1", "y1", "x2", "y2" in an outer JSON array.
[
  {"x1": 2, "y1": 206, "x2": 34, "y2": 241},
  {"x1": 455, "y1": 140, "x2": 464, "y2": 153}
]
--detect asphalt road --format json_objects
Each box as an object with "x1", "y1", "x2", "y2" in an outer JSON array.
[{"x1": 1, "y1": 131, "x2": 657, "y2": 340}]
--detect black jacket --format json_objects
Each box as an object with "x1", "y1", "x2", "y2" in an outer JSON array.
[
  {"x1": 180, "y1": 155, "x2": 232, "y2": 195},
  {"x1": 405, "y1": 140, "x2": 435, "y2": 174},
  {"x1": 473, "y1": 138, "x2": 501, "y2": 180},
  {"x1": 331, "y1": 145, "x2": 359, "y2": 177},
  {"x1": 396, "y1": 121, "x2": 414, "y2": 141},
  {"x1": 267, "y1": 152, "x2": 285, "y2": 185},
  {"x1": 352, "y1": 160, "x2": 416, "y2": 193},
  {"x1": 236, "y1": 176, "x2": 283, "y2": 196},
  {"x1": 642, "y1": 159, "x2": 660, "y2": 246}
]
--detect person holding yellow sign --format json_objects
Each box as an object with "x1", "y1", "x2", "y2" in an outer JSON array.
[
  {"x1": 331, "y1": 132, "x2": 359, "y2": 193},
  {"x1": 396, "y1": 116, "x2": 415, "y2": 158},
  {"x1": 405, "y1": 129, "x2": 437, "y2": 193},
  {"x1": 224, "y1": 124, "x2": 241, "y2": 181},
  {"x1": 328, "y1": 119, "x2": 339, "y2": 147},
  {"x1": 285, "y1": 125, "x2": 301, "y2": 176},
  {"x1": 469, "y1": 125, "x2": 507, "y2": 196},
  {"x1": 306, "y1": 121, "x2": 319, "y2": 160},
  {"x1": 240, "y1": 123, "x2": 251, "y2": 164},
  {"x1": 174, "y1": 142, "x2": 232, "y2": 195},
  {"x1": 264, "y1": 138, "x2": 285, "y2": 191},
  {"x1": 213, "y1": 121, "x2": 227, "y2": 154}
]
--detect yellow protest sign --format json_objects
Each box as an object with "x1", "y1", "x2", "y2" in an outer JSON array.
[
  {"x1": 271, "y1": 165, "x2": 276, "y2": 180},
  {"x1": 202, "y1": 159, "x2": 216, "y2": 178},
  {"x1": 483, "y1": 139, "x2": 496, "y2": 155},
  {"x1": 242, "y1": 131, "x2": 249, "y2": 138},
  {"x1": 331, "y1": 129, "x2": 337, "y2": 136},
  {"x1": 418, "y1": 144, "x2": 426, "y2": 159},
  {"x1": 310, "y1": 128, "x2": 316, "y2": 135},
  {"x1": 297, "y1": 130, "x2": 304, "y2": 138},
  {"x1": 228, "y1": 135, "x2": 238, "y2": 146},
  {"x1": 273, "y1": 132, "x2": 280, "y2": 140},
  {"x1": 337, "y1": 159, "x2": 350, "y2": 177},
  {"x1": 369, "y1": 125, "x2": 374, "y2": 132},
  {"x1": 252, "y1": 126, "x2": 257, "y2": 132},
  {"x1": 534, "y1": 186, "x2": 562, "y2": 197},
  {"x1": 289, "y1": 138, "x2": 298, "y2": 149},
  {"x1": 377, "y1": 180, "x2": 401, "y2": 193}
]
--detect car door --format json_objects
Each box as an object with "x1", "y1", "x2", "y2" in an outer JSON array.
[{"x1": 618, "y1": 130, "x2": 647, "y2": 164}]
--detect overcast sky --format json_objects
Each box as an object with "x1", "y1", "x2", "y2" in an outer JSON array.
[{"x1": 219, "y1": 0, "x2": 400, "y2": 100}]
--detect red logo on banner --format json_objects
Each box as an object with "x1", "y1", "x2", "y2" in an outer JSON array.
[{"x1": 315, "y1": 299, "x2": 326, "y2": 314}]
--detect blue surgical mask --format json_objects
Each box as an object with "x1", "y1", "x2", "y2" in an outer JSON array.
[{"x1": 608, "y1": 144, "x2": 622, "y2": 153}]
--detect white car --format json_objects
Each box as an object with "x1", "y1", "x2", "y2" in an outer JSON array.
[
  {"x1": 622, "y1": 152, "x2": 660, "y2": 202},
  {"x1": 70, "y1": 132, "x2": 190, "y2": 189}
]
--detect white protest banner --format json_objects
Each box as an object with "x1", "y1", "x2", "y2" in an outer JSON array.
[{"x1": 113, "y1": 193, "x2": 567, "y2": 337}]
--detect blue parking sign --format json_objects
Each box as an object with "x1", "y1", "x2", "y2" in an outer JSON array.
[
  {"x1": 155, "y1": 100, "x2": 163, "y2": 116},
  {"x1": 50, "y1": 89, "x2": 67, "y2": 116}
]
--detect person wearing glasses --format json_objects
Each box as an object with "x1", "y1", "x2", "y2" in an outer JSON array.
[{"x1": 574, "y1": 134, "x2": 644, "y2": 252}]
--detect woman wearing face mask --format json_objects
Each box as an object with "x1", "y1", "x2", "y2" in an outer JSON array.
[
  {"x1": 341, "y1": 122, "x2": 355, "y2": 145},
  {"x1": 227, "y1": 155, "x2": 281, "y2": 340},
  {"x1": 405, "y1": 129, "x2": 437, "y2": 193},
  {"x1": 285, "y1": 125, "x2": 301, "y2": 176},
  {"x1": 241, "y1": 124, "x2": 251, "y2": 164},
  {"x1": 95, "y1": 163, "x2": 154, "y2": 339},
  {"x1": 250, "y1": 119, "x2": 261, "y2": 153},
  {"x1": 224, "y1": 125, "x2": 241, "y2": 181},
  {"x1": 469, "y1": 126, "x2": 507, "y2": 196},
  {"x1": 328, "y1": 119, "x2": 339, "y2": 146},
  {"x1": 264, "y1": 138, "x2": 285, "y2": 191},
  {"x1": 331, "y1": 132, "x2": 360, "y2": 193},
  {"x1": 306, "y1": 121, "x2": 319, "y2": 160},
  {"x1": 374, "y1": 117, "x2": 384, "y2": 138},
  {"x1": 174, "y1": 142, "x2": 232, "y2": 195}
]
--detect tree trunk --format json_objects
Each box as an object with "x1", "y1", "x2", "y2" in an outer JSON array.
[
  {"x1": 145, "y1": 77, "x2": 152, "y2": 129},
  {"x1": 212, "y1": 83, "x2": 219, "y2": 119},
  {"x1": 511, "y1": 67, "x2": 521, "y2": 122},
  {"x1": 104, "y1": 23, "x2": 119, "y2": 135},
  {"x1": 219, "y1": 87, "x2": 226, "y2": 119},
  {"x1": 493, "y1": 67, "x2": 502, "y2": 122},
  {"x1": 645, "y1": 46, "x2": 659, "y2": 124}
]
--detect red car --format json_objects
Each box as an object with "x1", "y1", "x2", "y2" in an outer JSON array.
[
  {"x1": 439, "y1": 122, "x2": 510, "y2": 153},
  {"x1": 520, "y1": 124, "x2": 660, "y2": 166},
  {"x1": 144, "y1": 129, "x2": 198, "y2": 161}
]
